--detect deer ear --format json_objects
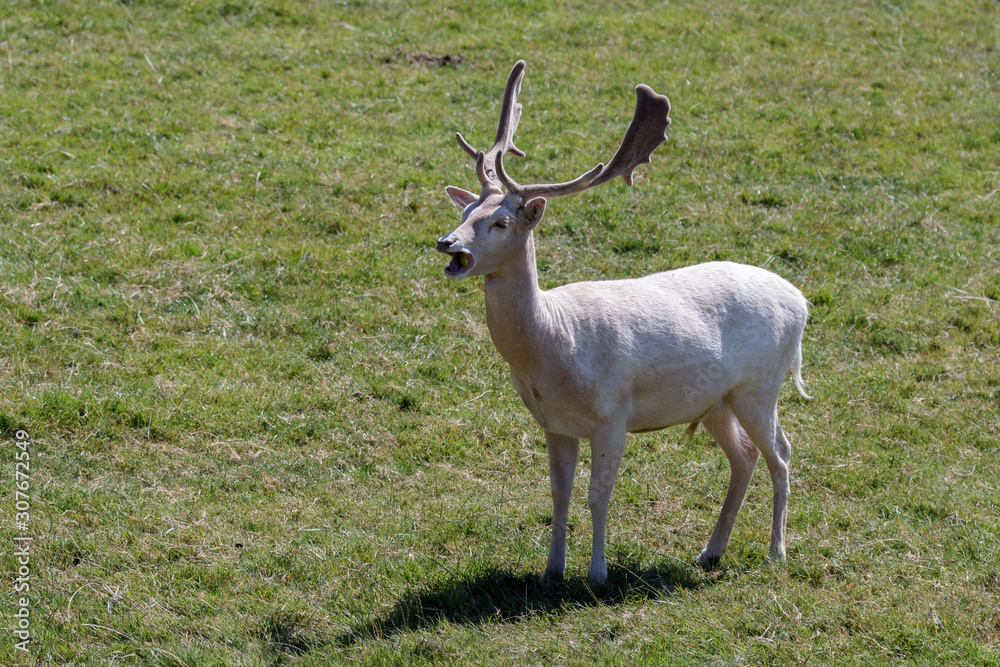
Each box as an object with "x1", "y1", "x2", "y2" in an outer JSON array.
[
  {"x1": 445, "y1": 186, "x2": 479, "y2": 211},
  {"x1": 521, "y1": 197, "x2": 546, "y2": 228}
]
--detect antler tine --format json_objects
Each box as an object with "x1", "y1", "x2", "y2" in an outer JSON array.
[
  {"x1": 454, "y1": 60, "x2": 528, "y2": 189},
  {"x1": 474, "y1": 151, "x2": 490, "y2": 188},
  {"x1": 503, "y1": 84, "x2": 671, "y2": 201},
  {"x1": 456, "y1": 132, "x2": 478, "y2": 159}
]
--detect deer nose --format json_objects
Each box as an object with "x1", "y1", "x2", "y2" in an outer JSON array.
[{"x1": 436, "y1": 237, "x2": 455, "y2": 253}]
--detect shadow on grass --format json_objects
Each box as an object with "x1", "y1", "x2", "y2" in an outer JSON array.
[{"x1": 335, "y1": 559, "x2": 720, "y2": 647}]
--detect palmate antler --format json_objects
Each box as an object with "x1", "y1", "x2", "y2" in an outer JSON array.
[{"x1": 456, "y1": 60, "x2": 671, "y2": 201}]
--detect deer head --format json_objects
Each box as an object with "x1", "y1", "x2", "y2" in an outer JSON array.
[{"x1": 437, "y1": 60, "x2": 672, "y2": 280}]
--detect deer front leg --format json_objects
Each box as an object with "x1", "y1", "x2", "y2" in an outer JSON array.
[
  {"x1": 586, "y1": 425, "x2": 627, "y2": 585},
  {"x1": 544, "y1": 431, "x2": 579, "y2": 579}
]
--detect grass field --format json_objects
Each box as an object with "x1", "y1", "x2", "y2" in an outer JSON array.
[{"x1": 1, "y1": 0, "x2": 998, "y2": 664}]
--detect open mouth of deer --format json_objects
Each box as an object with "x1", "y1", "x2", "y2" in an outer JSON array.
[{"x1": 444, "y1": 251, "x2": 474, "y2": 277}]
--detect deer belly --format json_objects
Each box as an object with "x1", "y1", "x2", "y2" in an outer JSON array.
[{"x1": 625, "y1": 386, "x2": 721, "y2": 434}]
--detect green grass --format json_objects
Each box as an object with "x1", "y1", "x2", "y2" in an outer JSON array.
[{"x1": 1, "y1": 0, "x2": 998, "y2": 663}]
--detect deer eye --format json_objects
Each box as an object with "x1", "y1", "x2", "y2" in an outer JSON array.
[{"x1": 493, "y1": 219, "x2": 509, "y2": 230}]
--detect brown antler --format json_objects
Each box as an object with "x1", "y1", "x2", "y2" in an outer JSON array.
[
  {"x1": 456, "y1": 60, "x2": 527, "y2": 190},
  {"x1": 496, "y1": 83, "x2": 671, "y2": 201}
]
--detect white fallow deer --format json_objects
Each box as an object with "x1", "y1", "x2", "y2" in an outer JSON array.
[{"x1": 437, "y1": 61, "x2": 809, "y2": 584}]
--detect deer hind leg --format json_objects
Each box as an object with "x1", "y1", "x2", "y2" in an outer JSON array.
[
  {"x1": 698, "y1": 401, "x2": 760, "y2": 568},
  {"x1": 730, "y1": 390, "x2": 791, "y2": 562},
  {"x1": 544, "y1": 431, "x2": 580, "y2": 579}
]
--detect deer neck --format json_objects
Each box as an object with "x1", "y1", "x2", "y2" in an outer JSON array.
[{"x1": 482, "y1": 233, "x2": 552, "y2": 373}]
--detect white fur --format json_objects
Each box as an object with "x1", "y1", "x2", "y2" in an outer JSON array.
[{"x1": 438, "y1": 190, "x2": 808, "y2": 583}]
